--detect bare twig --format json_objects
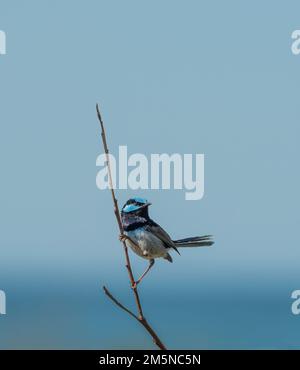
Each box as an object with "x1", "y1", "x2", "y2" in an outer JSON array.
[
  {"x1": 96, "y1": 104, "x2": 167, "y2": 350},
  {"x1": 103, "y1": 286, "x2": 138, "y2": 320}
]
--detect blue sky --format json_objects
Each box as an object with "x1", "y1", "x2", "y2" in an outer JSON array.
[{"x1": 0, "y1": 0, "x2": 300, "y2": 348}]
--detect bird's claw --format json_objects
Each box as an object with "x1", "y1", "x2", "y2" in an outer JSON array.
[{"x1": 119, "y1": 234, "x2": 128, "y2": 242}]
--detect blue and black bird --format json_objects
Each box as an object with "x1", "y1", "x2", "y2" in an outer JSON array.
[{"x1": 120, "y1": 197, "x2": 214, "y2": 287}]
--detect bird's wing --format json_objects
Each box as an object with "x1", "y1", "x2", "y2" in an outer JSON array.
[{"x1": 145, "y1": 220, "x2": 180, "y2": 255}]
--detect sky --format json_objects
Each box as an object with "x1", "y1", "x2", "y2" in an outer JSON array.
[{"x1": 0, "y1": 0, "x2": 300, "y2": 349}]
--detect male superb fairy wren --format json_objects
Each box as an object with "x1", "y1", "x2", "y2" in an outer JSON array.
[{"x1": 120, "y1": 197, "x2": 214, "y2": 288}]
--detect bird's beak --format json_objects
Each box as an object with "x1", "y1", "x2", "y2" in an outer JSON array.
[{"x1": 141, "y1": 202, "x2": 151, "y2": 208}]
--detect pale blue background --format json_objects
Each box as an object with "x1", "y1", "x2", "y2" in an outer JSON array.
[{"x1": 0, "y1": 0, "x2": 300, "y2": 349}]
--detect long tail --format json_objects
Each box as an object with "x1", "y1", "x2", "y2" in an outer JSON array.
[{"x1": 173, "y1": 235, "x2": 214, "y2": 247}]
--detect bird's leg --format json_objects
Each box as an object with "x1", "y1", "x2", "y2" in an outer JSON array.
[
  {"x1": 119, "y1": 235, "x2": 155, "y2": 289},
  {"x1": 132, "y1": 259, "x2": 155, "y2": 289}
]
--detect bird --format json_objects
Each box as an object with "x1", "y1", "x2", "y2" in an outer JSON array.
[{"x1": 120, "y1": 197, "x2": 214, "y2": 288}]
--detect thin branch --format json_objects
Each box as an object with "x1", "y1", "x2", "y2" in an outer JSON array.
[
  {"x1": 96, "y1": 104, "x2": 143, "y2": 318},
  {"x1": 96, "y1": 104, "x2": 167, "y2": 350},
  {"x1": 103, "y1": 286, "x2": 138, "y2": 320},
  {"x1": 103, "y1": 286, "x2": 167, "y2": 350}
]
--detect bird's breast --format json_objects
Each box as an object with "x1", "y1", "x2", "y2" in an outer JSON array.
[{"x1": 125, "y1": 227, "x2": 168, "y2": 259}]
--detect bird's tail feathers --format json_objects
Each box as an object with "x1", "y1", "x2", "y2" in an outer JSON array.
[{"x1": 173, "y1": 235, "x2": 214, "y2": 248}]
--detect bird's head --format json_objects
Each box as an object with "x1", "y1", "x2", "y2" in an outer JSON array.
[{"x1": 121, "y1": 197, "x2": 151, "y2": 217}]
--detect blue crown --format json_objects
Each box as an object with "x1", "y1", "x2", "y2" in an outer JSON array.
[
  {"x1": 132, "y1": 197, "x2": 148, "y2": 204},
  {"x1": 122, "y1": 198, "x2": 149, "y2": 213}
]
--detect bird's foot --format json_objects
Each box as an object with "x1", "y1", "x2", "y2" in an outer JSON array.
[{"x1": 119, "y1": 234, "x2": 128, "y2": 242}]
